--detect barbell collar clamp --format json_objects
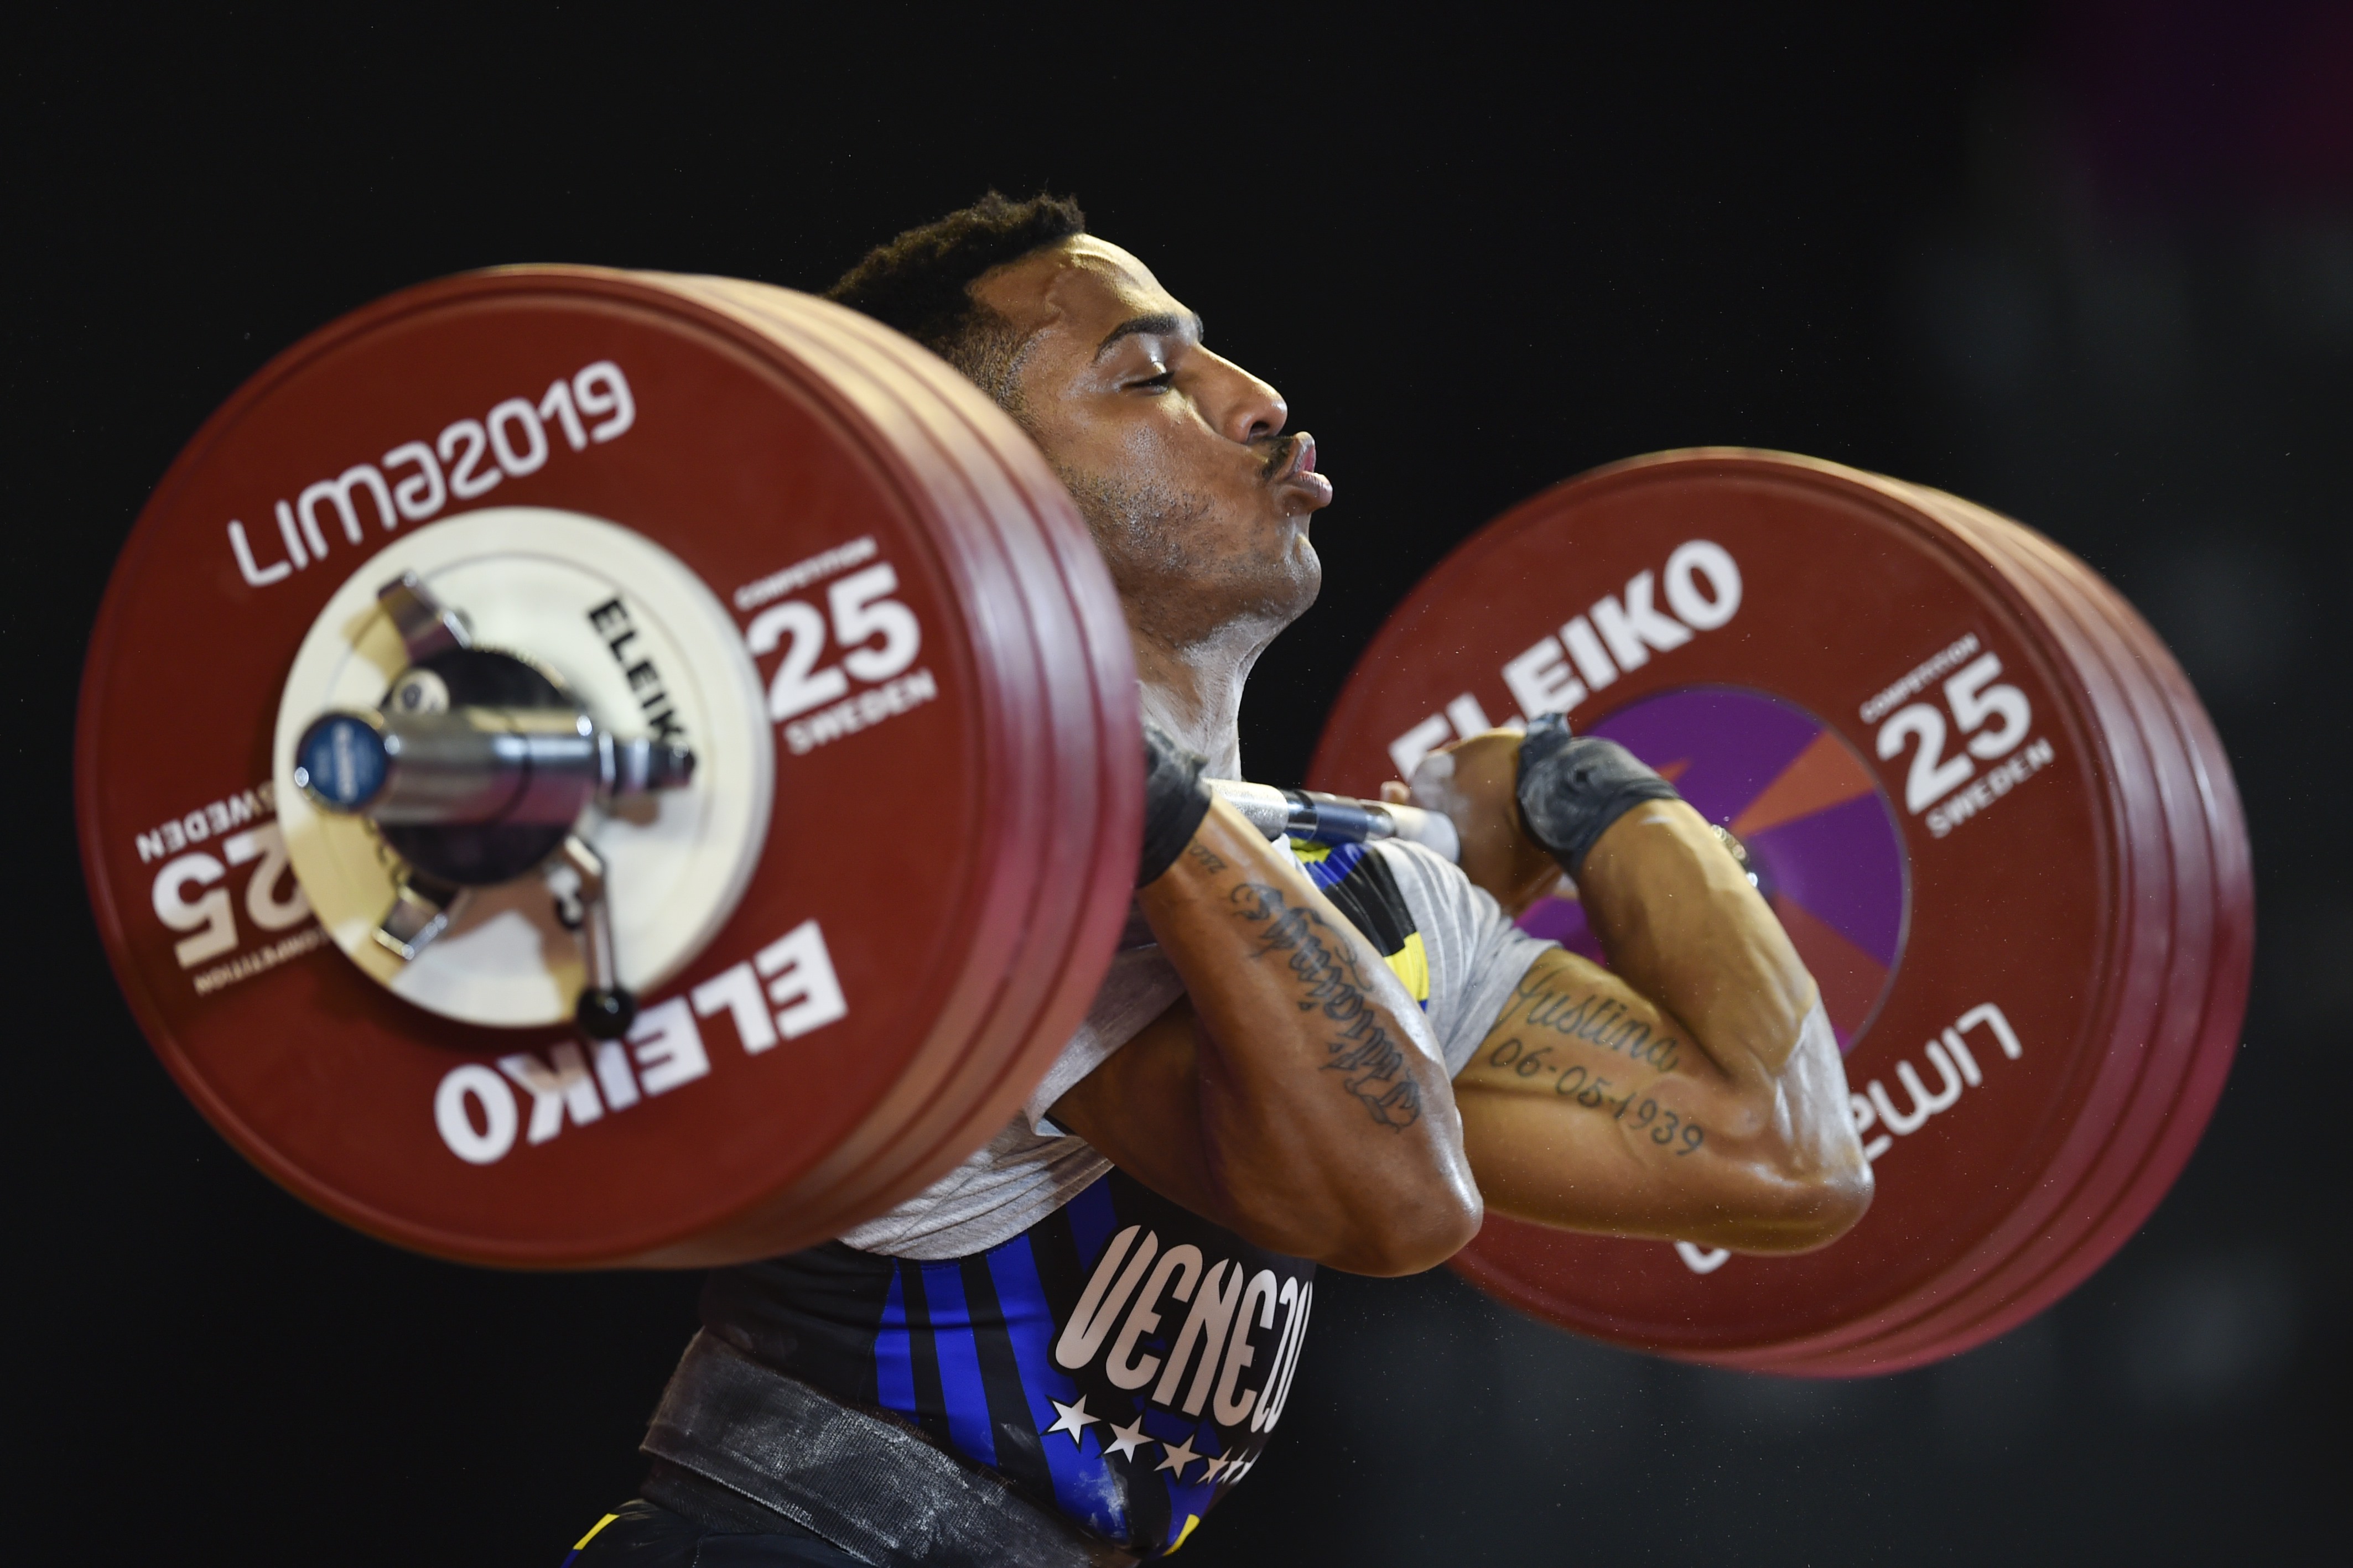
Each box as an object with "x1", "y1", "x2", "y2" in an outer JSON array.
[
  {"x1": 556, "y1": 833, "x2": 637, "y2": 1040},
  {"x1": 377, "y1": 571, "x2": 472, "y2": 664},
  {"x1": 373, "y1": 870, "x2": 468, "y2": 962}
]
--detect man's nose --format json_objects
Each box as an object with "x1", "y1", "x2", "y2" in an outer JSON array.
[{"x1": 1198, "y1": 350, "x2": 1287, "y2": 444}]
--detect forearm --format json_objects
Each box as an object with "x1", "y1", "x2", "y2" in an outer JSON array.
[
  {"x1": 1462, "y1": 948, "x2": 1869, "y2": 1251},
  {"x1": 1462, "y1": 1085, "x2": 1863, "y2": 1251},
  {"x1": 1429, "y1": 725, "x2": 1866, "y2": 1248},
  {"x1": 1134, "y1": 800, "x2": 1479, "y2": 1271},
  {"x1": 1568, "y1": 806, "x2": 1866, "y2": 1236},
  {"x1": 1573, "y1": 801, "x2": 1817, "y2": 1082}
]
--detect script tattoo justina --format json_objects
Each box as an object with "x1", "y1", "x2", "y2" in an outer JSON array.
[
  {"x1": 1486, "y1": 970, "x2": 1706, "y2": 1155},
  {"x1": 1227, "y1": 884, "x2": 1421, "y2": 1131},
  {"x1": 1504, "y1": 967, "x2": 1684, "y2": 1071}
]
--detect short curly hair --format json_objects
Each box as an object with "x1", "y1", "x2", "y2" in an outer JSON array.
[{"x1": 825, "y1": 190, "x2": 1087, "y2": 410}]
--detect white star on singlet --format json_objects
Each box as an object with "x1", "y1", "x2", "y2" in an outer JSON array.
[
  {"x1": 1155, "y1": 1432, "x2": 1202, "y2": 1479},
  {"x1": 1199, "y1": 1454, "x2": 1233, "y2": 1486},
  {"x1": 1103, "y1": 1414, "x2": 1151, "y2": 1462},
  {"x1": 1045, "y1": 1395, "x2": 1100, "y2": 1447}
]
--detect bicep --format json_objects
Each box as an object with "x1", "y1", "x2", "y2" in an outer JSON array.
[{"x1": 1453, "y1": 946, "x2": 1789, "y2": 1244}]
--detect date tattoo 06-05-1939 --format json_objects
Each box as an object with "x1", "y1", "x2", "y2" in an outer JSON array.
[
  {"x1": 1227, "y1": 880, "x2": 1423, "y2": 1132},
  {"x1": 1485, "y1": 970, "x2": 1707, "y2": 1155}
]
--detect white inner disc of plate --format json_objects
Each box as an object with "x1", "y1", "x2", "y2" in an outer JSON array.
[{"x1": 274, "y1": 507, "x2": 773, "y2": 1027}]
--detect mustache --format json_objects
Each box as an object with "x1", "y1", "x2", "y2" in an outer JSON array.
[{"x1": 1261, "y1": 433, "x2": 1305, "y2": 482}]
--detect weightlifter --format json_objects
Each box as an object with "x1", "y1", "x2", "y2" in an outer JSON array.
[{"x1": 570, "y1": 194, "x2": 1871, "y2": 1567}]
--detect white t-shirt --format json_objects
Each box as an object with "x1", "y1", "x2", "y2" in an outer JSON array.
[{"x1": 838, "y1": 838, "x2": 1554, "y2": 1260}]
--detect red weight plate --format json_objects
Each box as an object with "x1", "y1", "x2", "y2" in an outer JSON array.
[
  {"x1": 77, "y1": 268, "x2": 1135, "y2": 1268},
  {"x1": 667, "y1": 282, "x2": 1138, "y2": 1236},
  {"x1": 790, "y1": 291, "x2": 1142, "y2": 1194},
  {"x1": 1717, "y1": 494, "x2": 2206, "y2": 1371},
  {"x1": 1309, "y1": 451, "x2": 2142, "y2": 1359},
  {"x1": 646, "y1": 282, "x2": 1081, "y2": 1243},
  {"x1": 1693, "y1": 476, "x2": 2197, "y2": 1371},
  {"x1": 1777, "y1": 525, "x2": 2248, "y2": 1374},
  {"x1": 1772, "y1": 496, "x2": 2249, "y2": 1374},
  {"x1": 713, "y1": 288, "x2": 1136, "y2": 1233},
  {"x1": 2043, "y1": 543, "x2": 2250, "y2": 1264},
  {"x1": 1972, "y1": 499, "x2": 2253, "y2": 1179}
]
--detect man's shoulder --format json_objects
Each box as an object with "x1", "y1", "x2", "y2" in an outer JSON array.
[
  {"x1": 1284, "y1": 836, "x2": 1418, "y2": 939},
  {"x1": 1356, "y1": 838, "x2": 1557, "y2": 1066},
  {"x1": 1360, "y1": 836, "x2": 1500, "y2": 936}
]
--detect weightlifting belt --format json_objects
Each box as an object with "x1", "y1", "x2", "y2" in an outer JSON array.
[{"x1": 643, "y1": 1331, "x2": 1132, "y2": 1568}]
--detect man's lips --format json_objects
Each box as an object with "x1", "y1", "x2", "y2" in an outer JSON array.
[{"x1": 1267, "y1": 433, "x2": 1334, "y2": 506}]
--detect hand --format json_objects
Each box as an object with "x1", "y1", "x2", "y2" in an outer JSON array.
[{"x1": 1379, "y1": 730, "x2": 1560, "y2": 917}]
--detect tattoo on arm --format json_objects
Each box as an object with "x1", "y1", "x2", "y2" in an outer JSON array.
[
  {"x1": 1481, "y1": 968, "x2": 1706, "y2": 1154},
  {"x1": 1481, "y1": 1035, "x2": 1708, "y2": 1155},
  {"x1": 1226, "y1": 883, "x2": 1422, "y2": 1131},
  {"x1": 1185, "y1": 842, "x2": 1228, "y2": 874},
  {"x1": 1499, "y1": 967, "x2": 1684, "y2": 1072}
]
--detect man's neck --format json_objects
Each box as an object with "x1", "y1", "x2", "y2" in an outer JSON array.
[{"x1": 1130, "y1": 623, "x2": 1270, "y2": 783}]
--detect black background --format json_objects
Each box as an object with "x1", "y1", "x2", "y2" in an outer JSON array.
[{"x1": 11, "y1": 5, "x2": 2347, "y2": 1564}]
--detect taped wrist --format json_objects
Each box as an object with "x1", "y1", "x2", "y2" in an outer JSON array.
[
  {"x1": 1137, "y1": 720, "x2": 1214, "y2": 887},
  {"x1": 1515, "y1": 713, "x2": 1682, "y2": 873}
]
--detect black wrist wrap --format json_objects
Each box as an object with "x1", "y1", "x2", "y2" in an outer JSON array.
[
  {"x1": 1137, "y1": 720, "x2": 1214, "y2": 887},
  {"x1": 1515, "y1": 713, "x2": 1682, "y2": 873}
]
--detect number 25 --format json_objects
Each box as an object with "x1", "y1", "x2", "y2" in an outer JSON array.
[
  {"x1": 744, "y1": 564, "x2": 923, "y2": 723},
  {"x1": 1876, "y1": 652, "x2": 2031, "y2": 814}
]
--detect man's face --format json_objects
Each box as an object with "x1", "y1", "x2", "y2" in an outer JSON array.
[{"x1": 973, "y1": 237, "x2": 1332, "y2": 650}]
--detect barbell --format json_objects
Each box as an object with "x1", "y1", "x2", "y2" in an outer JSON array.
[{"x1": 76, "y1": 268, "x2": 2249, "y2": 1373}]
